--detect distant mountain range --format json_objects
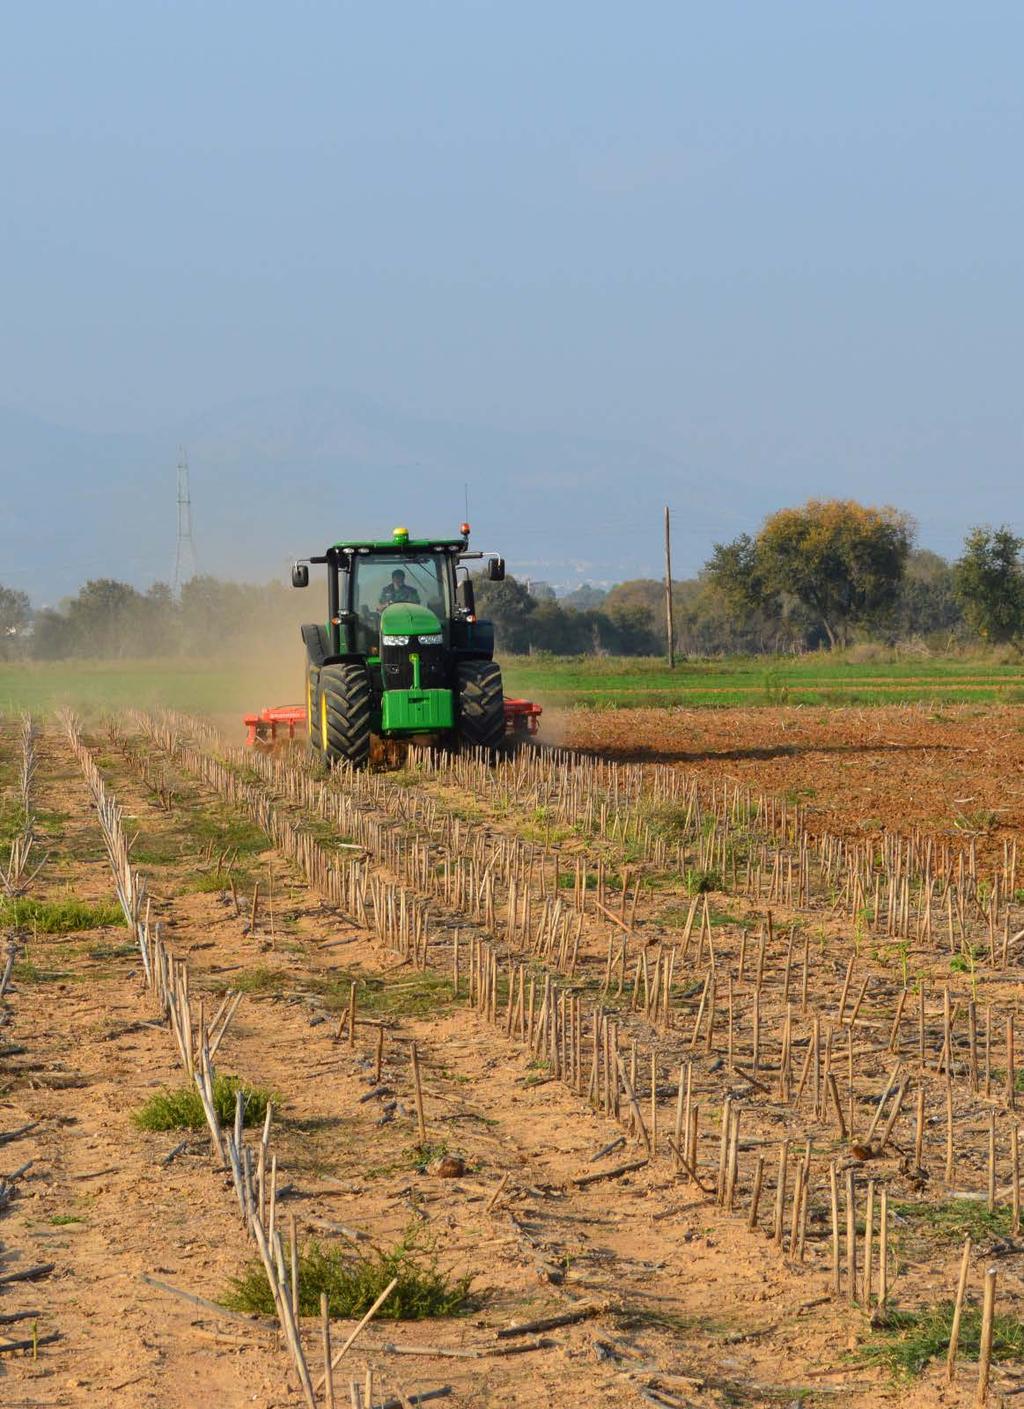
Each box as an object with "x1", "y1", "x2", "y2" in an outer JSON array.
[{"x1": 2, "y1": 390, "x2": 763, "y2": 603}]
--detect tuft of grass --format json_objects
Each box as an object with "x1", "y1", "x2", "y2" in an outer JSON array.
[
  {"x1": 49, "y1": 1213, "x2": 83, "y2": 1225},
  {"x1": 189, "y1": 810, "x2": 271, "y2": 858},
  {"x1": 186, "y1": 868, "x2": 240, "y2": 894},
  {"x1": 761, "y1": 667, "x2": 791, "y2": 706},
  {"x1": 224, "y1": 1226, "x2": 474, "y2": 1320},
  {"x1": 230, "y1": 966, "x2": 286, "y2": 994},
  {"x1": 133, "y1": 1074, "x2": 276, "y2": 1132},
  {"x1": 13, "y1": 959, "x2": 72, "y2": 983},
  {"x1": 130, "y1": 835, "x2": 188, "y2": 866},
  {"x1": 684, "y1": 868, "x2": 721, "y2": 895},
  {"x1": 953, "y1": 808, "x2": 998, "y2": 835},
  {"x1": 614, "y1": 1305, "x2": 710, "y2": 1336},
  {"x1": 894, "y1": 1198, "x2": 1011, "y2": 1244},
  {"x1": 644, "y1": 802, "x2": 697, "y2": 843},
  {"x1": 405, "y1": 1141, "x2": 450, "y2": 1171},
  {"x1": 856, "y1": 1302, "x2": 1024, "y2": 1378},
  {"x1": 312, "y1": 970, "x2": 458, "y2": 1020},
  {"x1": 363, "y1": 1141, "x2": 455, "y2": 1181},
  {"x1": 0, "y1": 896, "x2": 126, "y2": 933},
  {"x1": 87, "y1": 941, "x2": 139, "y2": 960}
]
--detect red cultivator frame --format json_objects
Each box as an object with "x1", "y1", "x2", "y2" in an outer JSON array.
[
  {"x1": 502, "y1": 698, "x2": 543, "y2": 737},
  {"x1": 243, "y1": 705, "x2": 307, "y2": 749},
  {"x1": 244, "y1": 697, "x2": 541, "y2": 750}
]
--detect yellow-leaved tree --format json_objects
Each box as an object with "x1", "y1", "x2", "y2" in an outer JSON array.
[{"x1": 707, "y1": 499, "x2": 915, "y2": 649}]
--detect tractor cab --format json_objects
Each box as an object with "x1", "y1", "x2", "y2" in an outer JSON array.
[{"x1": 349, "y1": 547, "x2": 452, "y2": 653}]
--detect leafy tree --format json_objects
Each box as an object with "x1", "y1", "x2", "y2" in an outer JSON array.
[
  {"x1": 955, "y1": 527, "x2": 1024, "y2": 644},
  {"x1": 526, "y1": 600, "x2": 588, "y2": 653},
  {"x1": 604, "y1": 579, "x2": 661, "y2": 617},
  {"x1": 707, "y1": 500, "x2": 914, "y2": 648},
  {"x1": 676, "y1": 578, "x2": 808, "y2": 655},
  {"x1": 704, "y1": 536, "x2": 767, "y2": 616},
  {"x1": 891, "y1": 550, "x2": 963, "y2": 641},
  {"x1": 63, "y1": 579, "x2": 150, "y2": 657},
  {"x1": 561, "y1": 583, "x2": 607, "y2": 610},
  {"x1": 0, "y1": 585, "x2": 31, "y2": 657},
  {"x1": 527, "y1": 581, "x2": 557, "y2": 602},
  {"x1": 31, "y1": 608, "x2": 73, "y2": 660},
  {"x1": 603, "y1": 581, "x2": 660, "y2": 652},
  {"x1": 471, "y1": 575, "x2": 536, "y2": 653}
]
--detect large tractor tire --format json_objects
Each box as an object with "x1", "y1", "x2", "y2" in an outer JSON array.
[
  {"x1": 456, "y1": 660, "x2": 505, "y2": 755},
  {"x1": 318, "y1": 663, "x2": 372, "y2": 768},
  {"x1": 306, "y1": 665, "x2": 322, "y2": 759}
]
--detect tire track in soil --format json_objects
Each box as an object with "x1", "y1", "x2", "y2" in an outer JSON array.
[
  {"x1": 90, "y1": 723, "x2": 899, "y2": 1406},
  {"x1": 1, "y1": 728, "x2": 300, "y2": 1409}
]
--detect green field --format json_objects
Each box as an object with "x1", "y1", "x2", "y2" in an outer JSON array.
[
  {"x1": 502, "y1": 653, "x2": 1024, "y2": 709},
  {"x1": 0, "y1": 652, "x2": 1022, "y2": 720}
]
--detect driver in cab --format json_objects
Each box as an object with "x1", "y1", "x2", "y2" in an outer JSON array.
[{"x1": 378, "y1": 569, "x2": 420, "y2": 610}]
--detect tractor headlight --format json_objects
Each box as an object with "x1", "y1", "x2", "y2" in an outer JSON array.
[
  {"x1": 416, "y1": 633, "x2": 443, "y2": 646},
  {"x1": 383, "y1": 634, "x2": 409, "y2": 646}
]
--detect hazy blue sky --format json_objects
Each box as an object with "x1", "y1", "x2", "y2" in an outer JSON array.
[{"x1": 2, "y1": 3, "x2": 1023, "y2": 584}]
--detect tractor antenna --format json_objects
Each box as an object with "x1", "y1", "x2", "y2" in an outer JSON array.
[
  {"x1": 173, "y1": 448, "x2": 199, "y2": 591},
  {"x1": 464, "y1": 482, "x2": 470, "y2": 524}
]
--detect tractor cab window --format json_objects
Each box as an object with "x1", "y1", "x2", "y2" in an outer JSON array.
[{"x1": 350, "y1": 553, "x2": 449, "y2": 648}]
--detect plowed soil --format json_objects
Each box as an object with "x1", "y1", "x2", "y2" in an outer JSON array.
[{"x1": 565, "y1": 703, "x2": 1024, "y2": 855}]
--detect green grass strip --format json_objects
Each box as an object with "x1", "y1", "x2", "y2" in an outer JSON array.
[{"x1": 0, "y1": 896, "x2": 126, "y2": 933}]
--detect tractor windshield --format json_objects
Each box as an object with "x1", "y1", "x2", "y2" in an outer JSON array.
[{"x1": 351, "y1": 553, "x2": 450, "y2": 646}]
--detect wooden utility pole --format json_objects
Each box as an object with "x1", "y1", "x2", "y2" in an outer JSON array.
[{"x1": 664, "y1": 505, "x2": 675, "y2": 669}]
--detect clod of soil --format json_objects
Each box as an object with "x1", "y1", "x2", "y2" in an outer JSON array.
[{"x1": 428, "y1": 1154, "x2": 467, "y2": 1178}]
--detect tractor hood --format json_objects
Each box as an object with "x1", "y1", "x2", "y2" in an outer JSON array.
[{"x1": 379, "y1": 602, "x2": 443, "y2": 639}]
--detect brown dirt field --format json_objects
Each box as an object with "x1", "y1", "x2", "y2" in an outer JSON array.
[
  {"x1": 3, "y1": 725, "x2": 855, "y2": 1407},
  {"x1": 564, "y1": 703, "x2": 1024, "y2": 855},
  {"x1": 5, "y1": 710, "x2": 1023, "y2": 1408}
]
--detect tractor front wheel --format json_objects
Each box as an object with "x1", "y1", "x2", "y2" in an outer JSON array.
[
  {"x1": 456, "y1": 660, "x2": 505, "y2": 755},
  {"x1": 318, "y1": 663, "x2": 372, "y2": 768}
]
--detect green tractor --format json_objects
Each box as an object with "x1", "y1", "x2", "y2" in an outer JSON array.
[{"x1": 291, "y1": 523, "x2": 510, "y2": 767}]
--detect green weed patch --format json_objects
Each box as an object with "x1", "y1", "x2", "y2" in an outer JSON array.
[
  {"x1": 857, "y1": 1302, "x2": 1024, "y2": 1378},
  {"x1": 133, "y1": 1075, "x2": 275, "y2": 1132},
  {"x1": 224, "y1": 1227, "x2": 473, "y2": 1320},
  {"x1": 0, "y1": 897, "x2": 125, "y2": 933},
  {"x1": 894, "y1": 1198, "x2": 1012, "y2": 1244}
]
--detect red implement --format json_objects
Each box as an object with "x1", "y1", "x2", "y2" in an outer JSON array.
[
  {"x1": 244, "y1": 697, "x2": 542, "y2": 747},
  {"x1": 243, "y1": 704, "x2": 307, "y2": 749},
  {"x1": 502, "y1": 697, "x2": 543, "y2": 737}
]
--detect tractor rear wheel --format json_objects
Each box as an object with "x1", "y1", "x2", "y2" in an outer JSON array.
[
  {"x1": 318, "y1": 663, "x2": 372, "y2": 768},
  {"x1": 456, "y1": 660, "x2": 504, "y2": 755},
  {"x1": 306, "y1": 666, "x2": 322, "y2": 759}
]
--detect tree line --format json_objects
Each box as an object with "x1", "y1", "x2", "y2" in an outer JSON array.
[
  {"x1": 0, "y1": 576, "x2": 300, "y2": 660},
  {"x1": 2, "y1": 501, "x2": 1024, "y2": 659},
  {"x1": 476, "y1": 503, "x2": 1024, "y2": 656}
]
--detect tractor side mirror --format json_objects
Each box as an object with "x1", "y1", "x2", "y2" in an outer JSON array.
[
  {"x1": 291, "y1": 563, "x2": 309, "y2": 588},
  {"x1": 486, "y1": 556, "x2": 506, "y2": 582},
  {"x1": 457, "y1": 578, "x2": 476, "y2": 616}
]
